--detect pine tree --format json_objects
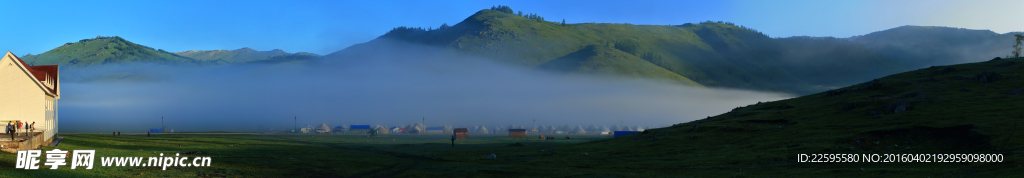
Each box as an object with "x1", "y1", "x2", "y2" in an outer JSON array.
[
  {"x1": 1014, "y1": 34, "x2": 1023, "y2": 58},
  {"x1": 562, "y1": 19, "x2": 566, "y2": 26}
]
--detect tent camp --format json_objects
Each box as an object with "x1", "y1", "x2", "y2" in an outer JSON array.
[{"x1": 332, "y1": 126, "x2": 344, "y2": 133}]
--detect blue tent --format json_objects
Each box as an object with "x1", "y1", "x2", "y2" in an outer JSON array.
[
  {"x1": 349, "y1": 125, "x2": 372, "y2": 130},
  {"x1": 613, "y1": 131, "x2": 641, "y2": 137},
  {"x1": 150, "y1": 128, "x2": 162, "y2": 133}
]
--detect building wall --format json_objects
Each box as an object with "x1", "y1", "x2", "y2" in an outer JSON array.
[
  {"x1": 455, "y1": 132, "x2": 468, "y2": 140},
  {"x1": 0, "y1": 56, "x2": 52, "y2": 141},
  {"x1": 509, "y1": 131, "x2": 525, "y2": 138}
]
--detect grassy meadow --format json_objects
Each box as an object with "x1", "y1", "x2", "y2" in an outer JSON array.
[{"x1": 1, "y1": 133, "x2": 621, "y2": 177}]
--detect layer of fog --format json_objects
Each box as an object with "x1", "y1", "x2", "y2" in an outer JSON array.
[{"x1": 58, "y1": 43, "x2": 792, "y2": 133}]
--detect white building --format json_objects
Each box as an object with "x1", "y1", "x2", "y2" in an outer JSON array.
[{"x1": 0, "y1": 52, "x2": 59, "y2": 142}]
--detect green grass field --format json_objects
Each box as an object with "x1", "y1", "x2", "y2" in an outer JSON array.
[{"x1": 1, "y1": 133, "x2": 626, "y2": 177}]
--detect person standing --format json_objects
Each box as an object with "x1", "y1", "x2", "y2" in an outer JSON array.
[
  {"x1": 117, "y1": 131, "x2": 120, "y2": 136},
  {"x1": 8, "y1": 123, "x2": 13, "y2": 140},
  {"x1": 30, "y1": 122, "x2": 35, "y2": 133},
  {"x1": 451, "y1": 134, "x2": 456, "y2": 147},
  {"x1": 5, "y1": 121, "x2": 9, "y2": 135},
  {"x1": 15, "y1": 121, "x2": 22, "y2": 136},
  {"x1": 147, "y1": 130, "x2": 150, "y2": 137}
]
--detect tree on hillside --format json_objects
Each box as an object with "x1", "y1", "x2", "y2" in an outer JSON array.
[
  {"x1": 562, "y1": 19, "x2": 566, "y2": 26},
  {"x1": 1014, "y1": 34, "x2": 1023, "y2": 58},
  {"x1": 490, "y1": 5, "x2": 513, "y2": 14},
  {"x1": 518, "y1": 11, "x2": 523, "y2": 17}
]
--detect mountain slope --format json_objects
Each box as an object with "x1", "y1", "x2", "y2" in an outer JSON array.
[
  {"x1": 20, "y1": 36, "x2": 204, "y2": 67},
  {"x1": 538, "y1": 45, "x2": 702, "y2": 86},
  {"x1": 175, "y1": 48, "x2": 291, "y2": 63},
  {"x1": 851, "y1": 26, "x2": 1020, "y2": 69},
  {"x1": 541, "y1": 57, "x2": 1024, "y2": 176},
  {"x1": 338, "y1": 8, "x2": 909, "y2": 94}
]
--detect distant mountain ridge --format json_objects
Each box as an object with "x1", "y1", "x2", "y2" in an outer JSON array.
[
  {"x1": 325, "y1": 8, "x2": 909, "y2": 94},
  {"x1": 175, "y1": 47, "x2": 292, "y2": 63},
  {"x1": 849, "y1": 25, "x2": 1021, "y2": 69},
  {"x1": 16, "y1": 7, "x2": 1022, "y2": 95},
  {"x1": 21, "y1": 36, "x2": 321, "y2": 67},
  {"x1": 20, "y1": 36, "x2": 204, "y2": 67}
]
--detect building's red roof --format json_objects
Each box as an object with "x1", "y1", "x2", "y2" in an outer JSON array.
[
  {"x1": 27, "y1": 65, "x2": 58, "y2": 93},
  {"x1": 9, "y1": 54, "x2": 58, "y2": 94}
]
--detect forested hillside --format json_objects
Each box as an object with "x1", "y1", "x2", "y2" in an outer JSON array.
[{"x1": 325, "y1": 7, "x2": 909, "y2": 94}]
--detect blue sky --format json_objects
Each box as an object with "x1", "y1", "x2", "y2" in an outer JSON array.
[{"x1": 2, "y1": 0, "x2": 1021, "y2": 55}]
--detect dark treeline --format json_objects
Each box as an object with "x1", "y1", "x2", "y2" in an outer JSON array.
[{"x1": 491, "y1": 5, "x2": 545, "y2": 22}]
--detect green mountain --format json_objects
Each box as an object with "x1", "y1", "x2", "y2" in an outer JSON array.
[
  {"x1": 851, "y1": 25, "x2": 1021, "y2": 69},
  {"x1": 554, "y1": 57, "x2": 1024, "y2": 176},
  {"x1": 20, "y1": 36, "x2": 205, "y2": 67},
  {"x1": 174, "y1": 47, "x2": 292, "y2": 63},
  {"x1": 331, "y1": 8, "x2": 909, "y2": 94},
  {"x1": 538, "y1": 45, "x2": 702, "y2": 86},
  {"x1": 242, "y1": 52, "x2": 322, "y2": 64}
]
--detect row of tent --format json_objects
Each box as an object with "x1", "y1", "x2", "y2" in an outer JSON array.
[
  {"x1": 310, "y1": 123, "x2": 454, "y2": 134},
  {"x1": 305, "y1": 123, "x2": 656, "y2": 135}
]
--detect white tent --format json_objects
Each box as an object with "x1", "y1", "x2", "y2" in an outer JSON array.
[
  {"x1": 404, "y1": 125, "x2": 416, "y2": 134},
  {"x1": 376, "y1": 126, "x2": 390, "y2": 134},
  {"x1": 317, "y1": 123, "x2": 332, "y2": 133},
  {"x1": 635, "y1": 125, "x2": 645, "y2": 132},
  {"x1": 570, "y1": 125, "x2": 586, "y2": 134},
  {"x1": 442, "y1": 125, "x2": 453, "y2": 133},
  {"x1": 478, "y1": 126, "x2": 490, "y2": 134}
]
